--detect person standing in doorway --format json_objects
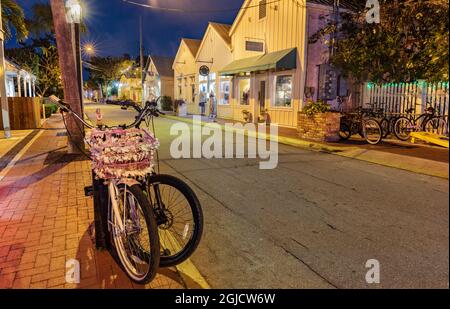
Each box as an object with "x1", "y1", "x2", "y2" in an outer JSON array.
[
  {"x1": 209, "y1": 91, "x2": 217, "y2": 121},
  {"x1": 199, "y1": 90, "x2": 206, "y2": 116}
]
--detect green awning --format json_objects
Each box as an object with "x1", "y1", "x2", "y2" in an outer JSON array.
[{"x1": 219, "y1": 48, "x2": 297, "y2": 76}]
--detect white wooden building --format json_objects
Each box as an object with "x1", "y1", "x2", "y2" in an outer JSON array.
[
  {"x1": 4, "y1": 59, "x2": 37, "y2": 98},
  {"x1": 173, "y1": 0, "x2": 357, "y2": 127},
  {"x1": 173, "y1": 38, "x2": 201, "y2": 114},
  {"x1": 144, "y1": 55, "x2": 175, "y2": 101}
]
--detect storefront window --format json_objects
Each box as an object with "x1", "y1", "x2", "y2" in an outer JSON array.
[
  {"x1": 274, "y1": 75, "x2": 293, "y2": 107},
  {"x1": 238, "y1": 78, "x2": 250, "y2": 105},
  {"x1": 219, "y1": 78, "x2": 231, "y2": 105}
]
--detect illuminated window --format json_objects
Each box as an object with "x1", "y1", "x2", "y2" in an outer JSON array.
[
  {"x1": 274, "y1": 75, "x2": 293, "y2": 107},
  {"x1": 219, "y1": 78, "x2": 231, "y2": 105},
  {"x1": 238, "y1": 78, "x2": 250, "y2": 105}
]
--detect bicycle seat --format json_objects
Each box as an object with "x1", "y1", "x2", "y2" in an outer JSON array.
[
  {"x1": 426, "y1": 106, "x2": 436, "y2": 114},
  {"x1": 405, "y1": 108, "x2": 415, "y2": 114}
]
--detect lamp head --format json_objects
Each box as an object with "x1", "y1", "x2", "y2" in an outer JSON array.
[{"x1": 66, "y1": 0, "x2": 82, "y2": 24}]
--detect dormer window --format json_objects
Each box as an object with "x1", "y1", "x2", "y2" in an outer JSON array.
[{"x1": 259, "y1": 0, "x2": 267, "y2": 20}]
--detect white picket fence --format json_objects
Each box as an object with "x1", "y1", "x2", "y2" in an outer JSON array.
[{"x1": 362, "y1": 81, "x2": 449, "y2": 117}]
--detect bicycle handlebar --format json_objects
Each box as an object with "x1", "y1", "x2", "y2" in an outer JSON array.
[{"x1": 48, "y1": 95, "x2": 165, "y2": 130}]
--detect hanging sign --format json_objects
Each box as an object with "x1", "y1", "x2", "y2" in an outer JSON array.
[{"x1": 199, "y1": 65, "x2": 210, "y2": 77}]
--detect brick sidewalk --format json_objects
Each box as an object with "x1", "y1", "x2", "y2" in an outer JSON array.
[{"x1": 0, "y1": 116, "x2": 184, "y2": 289}]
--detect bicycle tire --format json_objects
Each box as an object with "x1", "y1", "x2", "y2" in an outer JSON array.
[
  {"x1": 394, "y1": 116, "x2": 413, "y2": 141},
  {"x1": 379, "y1": 118, "x2": 390, "y2": 139},
  {"x1": 339, "y1": 122, "x2": 351, "y2": 140},
  {"x1": 147, "y1": 174, "x2": 204, "y2": 267},
  {"x1": 424, "y1": 117, "x2": 449, "y2": 137},
  {"x1": 110, "y1": 184, "x2": 160, "y2": 284},
  {"x1": 362, "y1": 118, "x2": 382, "y2": 145}
]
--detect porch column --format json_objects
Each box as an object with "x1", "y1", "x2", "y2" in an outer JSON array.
[
  {"x1": 28, "y1": 78, "x2": 33, "y2": 97},
  {"x1": 17, "y1": 75, "x2": 22, "y2": 97},
  {"x1": 22, "y1": 77, "x2": 27, "y2": 97}
]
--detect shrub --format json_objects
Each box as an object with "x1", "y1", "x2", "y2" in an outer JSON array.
[
  {"x1": 302, "y1": 100, "x2": 331, "y2": 116},
  {"x1": 44, "y1": 104, "x2": 58, "y2": 118},
  {"x1": 160, "y1": 96, "x2": 173, "y2": 111}
]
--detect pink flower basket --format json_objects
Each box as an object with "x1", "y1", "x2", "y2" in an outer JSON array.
[{"x1": 88, "y1": 128, "x2": 159, "y2": 179}]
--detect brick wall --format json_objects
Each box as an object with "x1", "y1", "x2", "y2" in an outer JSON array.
[{"x1": 297, "y1": 112, "x2": 341, "y2": 142}]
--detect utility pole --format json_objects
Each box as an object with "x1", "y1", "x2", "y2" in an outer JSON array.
[
  {"x1": 0, "y1": 0, "x2": 11, "y2": 138},
  {"x1": 140, "y1": 16, "x2": 145, "y2": 106}
]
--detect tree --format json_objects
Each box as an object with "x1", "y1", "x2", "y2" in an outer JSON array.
[
  {"x1": 87, "y1": 55, "x2": 136, "y2": 97},
  {"x1": 25, "y1": 2, "x2": 87, "y2": 38},
  {"x1": 1, "y1": 0, "x2": 28, "y2": 41},
  {"x1": 310, "y1": 0, "x2": 449, "y2": 83},
  {"x1": 6, "y1": 36, "x2": 63, "y2": 97}
]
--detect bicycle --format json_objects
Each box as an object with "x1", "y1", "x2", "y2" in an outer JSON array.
[
  {"x1": 393, "y1": 107, "x2": 448, "y2": 141},
  {"x1": 117, "y1": 98, "x2": 204, "y2": 267},
  {"x1": 339, "y1": 107, "x2": 383, "y2": 145},
  {"x1": 49, "y1": 96, "x2": 160, "y2": 284},
  {"x1": 53, "y1": 96, "x2": 204, "y2": 271}
]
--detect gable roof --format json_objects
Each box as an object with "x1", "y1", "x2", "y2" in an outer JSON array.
[
  {"x1": 149, "y1": 55, "x2": 175, "y2": 78},
  {"x1": 229, "y1": 0, "x2": 364, "y2": 35},
  {"x1": 209, "y1": 22, "x2": 232, "y2": 47},
  {"x1": 182, "y1": 38, "x2": 202, "y2": 57},
  {"x1": 195, "y1": 22, "x2": 232, "y2": 62}
]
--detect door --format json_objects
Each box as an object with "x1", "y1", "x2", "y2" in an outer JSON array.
[{"x1": 256, "y1": 78, "x2": 267, "y2": 123}]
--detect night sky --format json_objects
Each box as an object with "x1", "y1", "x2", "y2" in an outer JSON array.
[{"x1": 11, "y1": 0, "x2": 245, "y2": 57}]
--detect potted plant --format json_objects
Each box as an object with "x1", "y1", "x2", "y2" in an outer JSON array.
[{"x1": 242, "y1": 110, "x2": 253, "y2": 123}]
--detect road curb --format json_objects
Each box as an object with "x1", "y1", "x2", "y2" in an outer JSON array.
[{"x1": 162, "y1": 115, "x2": 449, "y2": 179}]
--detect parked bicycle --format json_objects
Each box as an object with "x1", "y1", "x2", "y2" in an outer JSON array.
[
  {"x1": 118, "y1": 99, "x2": 204, "y2": 267},
  {"x1": 339, "y1": 107, "x2": 383, "y2": 145},
  {"x1": 393, "y1": 106, "x2": 448, "y2": 141},
  {"x1": 49, "y1": 96, "x2": 204, "y2": 283}
]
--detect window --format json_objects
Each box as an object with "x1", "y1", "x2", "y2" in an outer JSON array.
[
  {"x1": 259, "y1": 0, "x2": 267, "y2": 20},
  {"x1": 274, "y1": 75, "x2": 293, "y2": 107},
  {"x1": 238, "y1": 78, "x2": 251, "y2": 105},
  {"x1": 178, "y1": 85, "x2": 182, "y2": 97},
  {"x1": 245, "y1": 41, "x2": 264, "y2": 52},
  {"x1": 191, "y1": 84, "x2": 195, "y2": 101},
  {"x1": 219, "y1": 78, "x2": 231, "y2": 105}
]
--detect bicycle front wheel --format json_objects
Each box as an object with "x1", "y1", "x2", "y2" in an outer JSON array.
[
  {"x1": 424, "y1": 117, "x2": 448, "y2": 137},
  {"x1": 147, "y1": 174, "x2": 204, "y2": 267},
  {"x1": 362, "y1": 118, "x2": 382, "y2": 145},
  {"x1": 110, "y1": 184, "x2": 160, "y2": 284}
]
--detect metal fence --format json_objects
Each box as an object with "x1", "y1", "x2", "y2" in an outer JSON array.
[{"x1": 363, "y1": 81, "x2": 449, "y2": 117}]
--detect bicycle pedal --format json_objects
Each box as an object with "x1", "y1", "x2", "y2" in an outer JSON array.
[{"x1": 84, "y1": 186, "x2": 94, "y2": 197}]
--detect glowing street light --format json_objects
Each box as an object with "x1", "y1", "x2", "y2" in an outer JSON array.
[
  {"x1": 83, "y1": 43, "x2": 96, "y2": 57},
  {"x1": 65, "y1": 0, "x2": 82, "y2": 24},
  {"x1": 65, "y1": 0, "x2": 84, "y2": 111}
]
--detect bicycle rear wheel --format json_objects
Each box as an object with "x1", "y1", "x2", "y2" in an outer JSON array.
[
  {"x1": 362, "y1": 118, "x2": 382, "y2": 145},
  {"x1": 147, "y1": 174, "x2": 204, "y2": 267},
  {"x1": 394, "y1": 117, "x2": 413, "y2": 141},
  {"x1": 379, "y1": 118, "x2": 390, "y2": 139},
  {"x1": 110, "y1": 184, "x2": 160, "y2": 284}
]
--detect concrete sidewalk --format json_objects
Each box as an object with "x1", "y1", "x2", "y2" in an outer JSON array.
[
  {"x1": 0, "y1": 116, "x2": 185, "y2": 289},
  {"x1": 164, "y1": 114, "x2": 449, "y2": 179}
]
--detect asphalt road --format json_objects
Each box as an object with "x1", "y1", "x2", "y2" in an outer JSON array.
[{"x1": 85, "y1": 103, "x2": 449, "y2": 288}]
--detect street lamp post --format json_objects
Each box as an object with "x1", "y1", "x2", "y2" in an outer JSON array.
[
  {"x1": 66, "y1": 0, "x2": 84, "y2": 114},
  {"x1": 0, "y1": 0, "x2": 11, "y2": 138},
  {"x1": 50, "y1": 0, "x2": 84, "y2": 153}
]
